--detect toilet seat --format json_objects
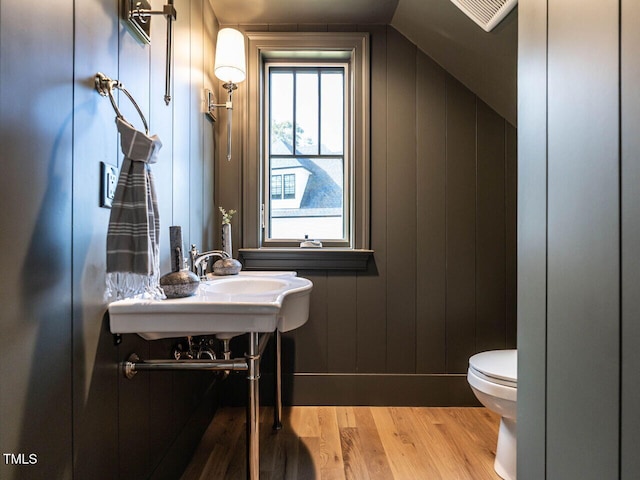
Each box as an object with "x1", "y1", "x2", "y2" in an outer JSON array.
[
  {"x1": 469, "y1": 349, "x2": 517, "y2": 387},
  {"x1": 468, "y1": 367, "x2": 517, "y2": 402}
]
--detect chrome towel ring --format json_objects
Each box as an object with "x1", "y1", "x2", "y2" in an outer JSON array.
[{"x1": 94, "y1": 72, "x2": 149, "y2": 135}]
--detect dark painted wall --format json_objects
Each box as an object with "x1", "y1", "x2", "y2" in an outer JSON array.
[
  {"x1": 518, "y1": 0, "x2": 640, "y2": 478},
  {"x1": 391, "y1": 0, "x2": 518, "y2": 126},
  {"x1": 218, "y1": 25, "x2": 517, "y2": 406},
  {"x1": 0, "y1": 0, "x2": 220, "y2": 478}
]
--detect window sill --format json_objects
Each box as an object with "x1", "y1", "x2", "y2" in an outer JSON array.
[{"x1": 238, "y1": 248, "x2": 374, "y2": 271}]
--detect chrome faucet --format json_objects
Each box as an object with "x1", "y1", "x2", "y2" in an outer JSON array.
[{"x1": 189, "y1": 244, "x2": 230, "y2": 278}]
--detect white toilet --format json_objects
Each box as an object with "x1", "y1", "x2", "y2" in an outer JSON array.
[{"x1": 467, "y1": 349, "x2": 517, "y2": 480}]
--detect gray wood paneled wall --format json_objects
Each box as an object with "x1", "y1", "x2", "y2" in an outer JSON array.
[
  {"x1": 518, "y1": 0, "x2": 640, "y2": 478},
  {"x1": 621, "y1": 1, "x2": 640, "y2": 477},
  {"x1": 218, "y1": 25, "x2": 517, "y2": 406},
  {"x1": 0, "y1": 0, "x2": 220, "y2": 478}
]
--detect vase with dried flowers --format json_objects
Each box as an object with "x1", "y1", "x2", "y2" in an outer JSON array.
[{"x1": 219, "y1": 207, "x2": 236, "y2": 258}]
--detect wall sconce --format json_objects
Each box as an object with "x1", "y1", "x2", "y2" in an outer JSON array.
[
  {"x1": 207, "y1": 28, "x2": 246, "y2": 161},
  {"x1": 122, "y1": 0, "x2": 177, "y2": 105}
]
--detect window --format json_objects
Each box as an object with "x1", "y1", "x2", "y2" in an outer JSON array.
[
  {"x1": 267, "y1": 65, "x2": 347, "y2": 243},
  {"x1": 242, "y1": 32, "x2": 371, "y2": 265},
  {"x1": 271, "y1": 173, "x2": 297, "y2": 200}
]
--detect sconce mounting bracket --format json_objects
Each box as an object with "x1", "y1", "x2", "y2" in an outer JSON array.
[
  {"x1": 205, "y1": 90, "x2": 217, "y2": 122},
  {"x1": 122, "y1": 0, "x2": 176, "y2": 45},
  {"x1": 122, "y1": 0, "x2": 152, "y2": 44}
]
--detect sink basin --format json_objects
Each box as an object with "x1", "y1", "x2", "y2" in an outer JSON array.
[
  {"x1": 201, "y1": 277, "x2": 290, "y2": 295},
  {"x1": 109, "y1": 271, "x2": 313, "y2": 340}
]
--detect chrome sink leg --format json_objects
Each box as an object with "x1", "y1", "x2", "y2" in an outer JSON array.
[
  {"x1": 273, "y1": 330, "x2": 283, "y2": 430},
  {"x1": 246, "y1": 332, "x2": 260, "y2": 480}
]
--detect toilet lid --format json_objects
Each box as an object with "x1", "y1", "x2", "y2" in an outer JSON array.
[{"x1": 469, "y1": 349, "x2": 517, "y2": 385}]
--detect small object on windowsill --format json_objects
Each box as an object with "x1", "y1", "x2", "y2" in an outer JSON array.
[{"x1": 300, "y1": 235, "x2": 323, "y2": 248}]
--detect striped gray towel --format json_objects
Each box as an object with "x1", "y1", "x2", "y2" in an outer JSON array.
[{"x1": 106, "y1": 118, "x2": 165, "y2": 300}]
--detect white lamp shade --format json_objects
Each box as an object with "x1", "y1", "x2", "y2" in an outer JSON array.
[{"x1": 214, "y1": 28, "x2": 246, "y2": 84}]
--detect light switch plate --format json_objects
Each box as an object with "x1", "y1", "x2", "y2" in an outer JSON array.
[{"x1": 100, "y1": 162, "x2": 118, "y2": 208}]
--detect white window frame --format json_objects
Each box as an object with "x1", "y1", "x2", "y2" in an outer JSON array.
[{"x1": 242, "y1": 32, "x2": 370, "y2": 258}]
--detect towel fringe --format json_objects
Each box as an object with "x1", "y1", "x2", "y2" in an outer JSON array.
[{"x1": 106, "y1": 271, "x2": 166, "y2": 302}]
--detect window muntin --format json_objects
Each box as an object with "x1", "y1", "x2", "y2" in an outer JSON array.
[{"x1": 265, "y1": 64, "x2": 349, "y2": 246}]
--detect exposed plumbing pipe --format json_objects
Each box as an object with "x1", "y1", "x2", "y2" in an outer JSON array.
[
  {"x1": 123, "y1": 354, "x2": 248, "y2": 379},
  {"x1": 219, "y1": 338, "x2": 233, "y2": 380}
]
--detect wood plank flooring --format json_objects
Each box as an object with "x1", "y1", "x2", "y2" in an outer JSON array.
[{"x1": 181, "y1": 407, "x2": 501, "y2": 480}]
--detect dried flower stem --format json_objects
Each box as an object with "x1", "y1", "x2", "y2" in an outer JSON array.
[{"x1": 219, "y1": 206, "x2": 237, "y2": 225}]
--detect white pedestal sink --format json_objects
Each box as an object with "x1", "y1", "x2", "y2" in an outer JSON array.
[
  {"x1": 108, "y1": 271, "x2": 312, "y2": 480},
  {"x1": 109, "y1": 271, "x2": 312, "y2": 340}
]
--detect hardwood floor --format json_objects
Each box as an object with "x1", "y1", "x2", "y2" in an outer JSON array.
[{"x1": 181, "y1": 407, "x2": 502, "y2": 480}]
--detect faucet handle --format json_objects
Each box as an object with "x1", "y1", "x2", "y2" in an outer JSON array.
[{"x1": 189, "y1": 244, "x2": 199, "y2": 274}]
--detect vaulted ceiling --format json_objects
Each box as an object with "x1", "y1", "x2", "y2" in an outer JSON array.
[{"x1": 209, "y1": 0, "x2": 517, "y2": 125}]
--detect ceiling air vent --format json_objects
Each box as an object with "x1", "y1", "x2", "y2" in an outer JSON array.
[{"x1": 450, "y1": 0, "x2": 518, "y2": 32}]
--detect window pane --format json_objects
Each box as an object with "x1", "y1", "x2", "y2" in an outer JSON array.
[
  {"x1": 271, "y1": 175, "x2": 282, "y2": 199},
  {"x1": 321, "y1": 71, "x2": 344, "y2": 155},
  {"x1": 269, "y1": 156, "x2": 344, "y2": 240},
  {"x1": 283, "y1": 174, "x2": 296, "y2": 199},
  {"x1": 270, "y1": 72, "x2": 293, "y2": 154},
  {"x1": 295, "y1": 72, "x2": 319, "y2": 155}
]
